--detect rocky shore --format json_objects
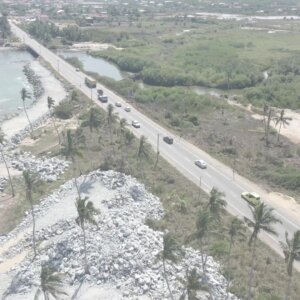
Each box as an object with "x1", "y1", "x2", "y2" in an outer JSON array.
[{"x1": 0, "y1": 170, "x2": 238, "y2": 300}]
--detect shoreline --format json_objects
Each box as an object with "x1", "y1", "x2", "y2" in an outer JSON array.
[{"x1": 1, "y1": 59, "x2": 67, "y2": 139}]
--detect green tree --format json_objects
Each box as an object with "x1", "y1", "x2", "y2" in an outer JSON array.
[
  {"x1": 159, "y1": 233, "x2": 181, "y2": 300},
  {"x1": 81, "y1": 107, "x2": 102, "y2": 133},
  {"x1": 21, "y1": 88, "x2": 33, "y2": 133},
  {"x1": 179, "y1": 268, "x2": 202, "y2": 300},
  {"x1": 71, "y1": 90, "x2": 79, "y2": 102},
  {"x1": 280, "y1": 230, "x2": 300, "y2": 300},
  {"x1": 0, "y1": 129, "x2": 14, "y2": 196},
  {"x1": 34, "y1": 266, "x2": 67, "y2": 300},
  {"x1": 60, "y1": 130, "x2": 83, "y2": 197},
  {"x1": 244, "y1": 203, "x2": 281, "y2": 300},
  {"x1": 23, "y1": 170, "x2": 38, "y2": 257},
  {"x1": 75, "y1": 196, "x2": 99, "y2": 273},
  {"x1": 273, "y1": 109, "x2": 292, "y2": 143},
  {"x1": 107, "y1": 104, "x2": 117, "y2": 150},
  {"x1": 186, "y1": 210, "x2": 214, "y2": 280},
  {"x1": 137, "y1": 135, "x2": 149, "y2": 160},
  {"x1": 206, "y1": 187, "x2": 227, "y2": 222},
  {"x1": 47, "y1": 96, "x2": 61, "y2": 144}
]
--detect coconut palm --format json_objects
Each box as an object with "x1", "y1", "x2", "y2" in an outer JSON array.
[
  {"x1": 23, "y1": 170, "x2": 38, "y2": 257},
  {"x1": 75, "y1": 196, "x2": 99, "y2": 274},
  {"x1": 137, "y1": 135, "x2": 149, "y2": 160},
  {"x1": 179, "y1": 268, "x2": 202, "y2": 300},
  {"x1": 34, "y1": 266, "x2": 67, "y2": 300},
  {"x1": 47, "y1": 96, "x2": 61, "y2": 144},
  {"x1": 21, "y1": 88, "x2": 33, "y2": 133},
  {"x1": 244, "y1": 202, "x2": 281, "y2": 300},
  {"x1": 206, "y1": 187, "x2": 227, "y2": 222},
  {"x1": 81, "y1": 107, "x2": 102, "y2": 133},
  {"x1": 273, "y1": 109, "x2": 292, "y2": 143},
  {"x1": 159, "y1": 233, "x2": 181, "y2": 300},
  {"x1": 186, "y1": 210, "x2": 214, "y2": 280},
  {"x1": 60, "y1": 130, "x2": 83, "y2": 197},
  {"x1": 226, "y1": 217, "x2": 246, "y2": 299},
  {"x1": 280, "y1": 230, "x2": 300, "y2": 300},
  {"x1": 0, "y1": 129, "x2": 14, "y2": 196}
]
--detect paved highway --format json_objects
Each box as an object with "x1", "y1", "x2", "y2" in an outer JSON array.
[{"x1": 10, "y1": 23, "x2": 299, "y2": 261}]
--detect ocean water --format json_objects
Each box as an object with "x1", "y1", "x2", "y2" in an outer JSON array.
[{"x1": 0, "y1": 50, "x2": 34, "y2": 121}]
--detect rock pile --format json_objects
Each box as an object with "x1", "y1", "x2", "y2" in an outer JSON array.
[{"x1": 1, "y1": 171, "x2": 238, "y2": 300}]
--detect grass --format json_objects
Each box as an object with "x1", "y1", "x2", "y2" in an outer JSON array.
[{"x1": 2, "y1": 87, "x2": 300, "y2": 299}]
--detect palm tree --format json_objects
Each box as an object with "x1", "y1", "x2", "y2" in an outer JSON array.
[
  {"x1": 137, "y1": 135, "x2": 149, "y2": 160},
  {"x1": 107, "y1": 104, "x2": 117, "y2": 151},
  {"x1": 23, "y1": 170, "x2": 38, "y2": 257},
  {"x1": 75, "y1": 196, "x2": 99, "y2": 274},
  {"x1": 179, "y1": 268, "x2": 202, "y2": 300},
  {"x1": 244, "y1": 202, "x2": 281, "y2": 300},
  {"x1": 280, "y1": 230, "x2": 300, "y2": 300},
  {"x1": 0, "y1": 129, "x2": 14, "y2": 196},
  {"x1": 118, "y1": 118, "x2": 128, "y2": 166},
  {"x1": 71, "y1": 90, "x2": 79, "y2": 102},
  {"x1": 186, "y1": 210, "x2": 214, "y2": 280},
  {"x1": 34, "y1": 266, "x2": 67, "y2": 300},
  {"x1": 273, "y1": 109, "x2": 292, "y2": 143},
  {"x1": 81, "y1": 107, "x2": 102, "y2": 133},
  {"x1": 159, "y1": 233, "x2": 181, "y2": 300},
  {"x1": 60, "y1": 130, "x2": 83, "y2": 198},
  {"x1": 206, "y1": 187, "x2": 227, "y2": 222},
  {"x1": 21, "y1": 88, "x2": 33, "y2": 133},
  {"x1": 226, "y1": 217, "x2": 246, "y2": 298},
  {"x1": 47, "y1": 96, "x2": 61, "y2": 144}
]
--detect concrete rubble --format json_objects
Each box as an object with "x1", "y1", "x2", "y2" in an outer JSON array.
[{"x1": 0, "y1": 170, "x2": 238, "y2": 300}]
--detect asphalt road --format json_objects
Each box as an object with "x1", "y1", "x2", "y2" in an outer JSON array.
[{"x1": 10, "y1": 23, "x2": 299, "y2": 261}]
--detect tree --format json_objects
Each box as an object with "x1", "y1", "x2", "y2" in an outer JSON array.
[
  {"x1": 226, "y1": 217, "x2": 246, "y2": 298},
  {"x1": 244, "y1": 203, "x2": 281, "y2": 300},
  {"x1": 81, "y1": 107, "x2": 102, "y2": 133},
  {"x1": 60, "y1": 130, "x2": 83, "y2": 198},
  {"x1": 71, "y1": 90, "x2": 79, "y2": 102},
  {"x1": 280, "y1": 230, "x2": 300, "y2": 300},
  {"x1": 264, "y1": 107, "x2": 273, "y2": 147},
  {"x1": 159, "y1": 233, "x2": 181, "y2": 300},
  {"x1": 23, "y1": 170, "x2": 38, "y2": 257},
  {"x1": 0, "y1": 129, "x2": 15, "y2": 197},
  {"x1": 179, "y1": 268, "x2": 202, "y2": 300},
  {"x1": 137, "y1": 135, "x2": 149, "y2": 160},
  {"x1": 34, "y1": 266, "x2": 67, "y2": 300},
  {"x1": 118, "y1": 118, "x2": 128, "y2": 165},
  {"x1": 273, "y1": 109, "x2": 292, "y2": 143},
  {"x1": 47, "y1": 97, "x2": 61, "y2": 144},
  {"x1": 21, "y1": 88, "x2": 33, "y2": 134},
  {"x1": 75, "y1": 196, "x2": 99, "y2": 274},
  {"x1": 0, "y1": 14, "x2": 11, "y2": 39},
  {"x1": 107, "y1": 104, "x2": 117, "y2": 152},
  {"x1": 206, "y1": 187, "x2": 227, "y2": 222},
  {"x1": 186, "y1": 210, "x2": 214, "y2": 280}
]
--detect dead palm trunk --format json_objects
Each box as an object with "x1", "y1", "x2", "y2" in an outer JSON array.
[
  {"x1": 82, "y1": 222, "x2": 89, "y2": 274},
  {"x1": 162, "y1": 257, "x2": 174, "y2": 300},
  {"x1": 23, "y1": 101, "x2": 33, "y2": 133},
  {"x1": 49, "y1": 112, "x2": 61, "y2": 144},
  {"x1": 28, "y1": 192, "x2": 37, "y2": 257},
  {"x1": 0, "y1": 148, "x2": 14, "y2": 196},
  {"x1": 247, "y1": 238, "x2": 257, "y2": 300},
  {"x1": 285, "y1": 274, "x2": 292, "y2": 300},
  {"x1": 277, "y1": 122, "x2": 282, "y2": 143}
]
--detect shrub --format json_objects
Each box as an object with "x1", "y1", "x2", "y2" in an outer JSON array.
[{"x1": 54, "y1": 101, "x2": 73, "y2": 119}]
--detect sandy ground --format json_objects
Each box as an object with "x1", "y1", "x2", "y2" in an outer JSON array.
[
  {"x1": 1, "y1": 59, "x2": 66, "y2": 139},
  {"x1": 72, "y1": 42, "x2": 123, "y2": 51}
]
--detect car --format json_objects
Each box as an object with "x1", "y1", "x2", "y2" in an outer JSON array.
[
  {"x1": 115, "y1": 102, "x2": 122, "y2": 107},
  {"x1": 195, "y1": 159, "x2": 207, "y2": 169},
  {"x1": 98, "y1": 95, "x2": 108, "y2": 103},
  {"x1": 241, "y1": 192, "x2": 260, "y2": 206},
  {"x1": 163, "y1": 136, "x2": 174, "y2": 144},
  {"x1": 76, "y1": 68, "x2": 80, "y2": 72},
  {"x1": 124, "y1": 107, "x2": 131, "y2": 112},
  {"x1": 132, "y1": 120, "x2": 140, "y2": 128}
]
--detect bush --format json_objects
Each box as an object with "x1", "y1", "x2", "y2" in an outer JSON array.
[{"x1": 54, "y1": 101, "x2": 73, "y2": 119}]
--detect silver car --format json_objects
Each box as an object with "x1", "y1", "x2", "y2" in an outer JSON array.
[{"x1": 195, "y1": 159, "x2": 207, "y2": 169}]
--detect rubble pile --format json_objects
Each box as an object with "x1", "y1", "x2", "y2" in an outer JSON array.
[{"x1": 1, "y1": 171, "x2": 238, "y2": 300}]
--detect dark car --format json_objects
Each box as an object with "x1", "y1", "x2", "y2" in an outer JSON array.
[{"x1": 163, "y1": 136, "x2": 173, "y2": 144}]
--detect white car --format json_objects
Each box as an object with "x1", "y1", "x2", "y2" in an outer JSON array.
[
  {"x1": 195, "y1": 159, "x2": 207, "y2": 169},
  {"x1": 115, "y1": 102, "x2": 122, "y2": 107},
  {"x1": 124, "y1": 107, "x2": 131, "y2": 112},
  {"x1": 132, "y1": 120, "x2": 140, "y2": 128}
]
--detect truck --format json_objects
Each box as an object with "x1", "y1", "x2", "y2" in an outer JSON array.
[{"x1": 85, "y1": 77, "x2": 96, "y2": 89}]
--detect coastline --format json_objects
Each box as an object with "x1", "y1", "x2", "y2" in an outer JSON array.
[{"x1": 1, "y1": 59, "x2": 67, "y2": 139}]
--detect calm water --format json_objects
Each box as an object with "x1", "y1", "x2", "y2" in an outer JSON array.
[
  {"x1": 0, "y1": 50, "x2": 34, "y2": 120},
  {"x1": 58, "y1": 50, "x2": 124, "y2": 81}
]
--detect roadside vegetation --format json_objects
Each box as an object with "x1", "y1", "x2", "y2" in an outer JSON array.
[{"x1": 2, "y1": 87, "x2": 300, "y2": 299}]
